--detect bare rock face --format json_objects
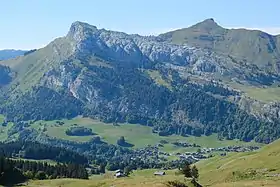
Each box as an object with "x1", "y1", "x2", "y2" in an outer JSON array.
[
  {"x1": 66, "y1": 22, "x2": 228, "y2": 72},
  {"x1": 64, "y1": 21, "x2": 278, "y2": 85}
]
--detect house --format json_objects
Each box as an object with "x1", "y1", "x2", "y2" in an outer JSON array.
[
  {"x1": 115, "y1": 169, "x2": 124, "y2": 178},
  {"x1": 115, "y1": 172, "x2": 124, "y2": 178},
  {"x1": 154, "y1": 171, "x2": 166, "y2": 176}
]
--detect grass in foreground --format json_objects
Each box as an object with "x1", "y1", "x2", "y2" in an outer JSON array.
[
  {"x1": 21, "y1": 169, "x2": 187, "y2": 187},
  {"x1": 210, "y1": 180, "x2": 280, "y2": 187},
  {"x1": 17, "y1": 168, "x2": 280, "y2": 187}
]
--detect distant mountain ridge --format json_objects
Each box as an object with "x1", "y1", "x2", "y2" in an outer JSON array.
[
  {"x1": 0, "y1": 49, "x2": 27, "y2": 60},
  {"x1": 0, "y1": 19, "x2": 279, "y2": 144},
  {"x1": 159, "y1": 18, "x2": 280, "y2": 72}
]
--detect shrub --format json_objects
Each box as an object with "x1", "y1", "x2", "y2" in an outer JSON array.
[{"x1": 65, "y1": 126, "x2": 94, "y2": 136}]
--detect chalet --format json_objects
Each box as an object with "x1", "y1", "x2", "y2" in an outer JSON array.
[
  {"x1": 154, "y1": 171, "x2": 166, "y2": 176},
  {"x1": 115, "y1": 169, "x2": 124, "y2": 178}
]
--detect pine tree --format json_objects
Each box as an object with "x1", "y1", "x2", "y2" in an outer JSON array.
[
  {"x1": 181, "y1": 163, "x2": 192, "y2": 178},
  {"x1": 191, "y1": 165, "x2": 199, "y2": 179},
  {"x1": 99, "y1": 164, "x2": 105, "y2": 174}
]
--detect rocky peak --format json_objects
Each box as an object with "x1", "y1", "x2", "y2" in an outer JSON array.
[
  {"x1": 189, "y1": 18, "x2": 223, "y2": 32},
  {"x1": 61, "y1": 21, "x2": 247, "y2": 75},
  {"x1": 67, "y1": 21, "x2": 98, "y2": 42}
]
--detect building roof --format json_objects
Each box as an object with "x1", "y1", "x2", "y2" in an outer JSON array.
[
  {"x1": 115, "y1": 172, "x2": 122, "y2": 177},
  {"x1": 154, "y1": 171, "x2": 165, "y2": 175}
]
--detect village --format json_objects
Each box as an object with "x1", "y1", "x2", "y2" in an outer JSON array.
[
  {"x1": 112, "y1": 143, "x2": 260, "y2": 178},
  {"x1": 131, "y1": 142, "x2": 260, "y2": 164}
]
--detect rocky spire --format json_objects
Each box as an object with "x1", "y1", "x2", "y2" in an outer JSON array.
[{"x1": 67, "y1": 21, "x2": 98, "y2": 41}]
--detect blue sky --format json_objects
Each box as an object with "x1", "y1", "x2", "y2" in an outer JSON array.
[{"x1": 1, "y1": 0, "x2": 279, "y2": 49}]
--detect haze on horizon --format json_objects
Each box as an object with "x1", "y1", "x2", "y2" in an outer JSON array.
[{"x1": 1, "y1": 0, "x2": 280, "y2": 50}]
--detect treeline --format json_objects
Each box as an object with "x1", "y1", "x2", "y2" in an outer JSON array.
[
  {"x1": 0, "y1": 140, "x2": 88, "y2": 164},
  {"x1": 12, "y1": 159, "x2": 88, "y2": 179},
  {"x1": 0, "y1": 156, "x2": 88, "y2": 185},
  {"x1": 190, "y1": 82, "x2": 240, "y2": 96}
]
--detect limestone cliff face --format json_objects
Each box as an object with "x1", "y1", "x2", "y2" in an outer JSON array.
[
  {"x1": 64, "y1": 21, "x2": 278, "y2": 84},
  {"x1": 38, "y1": 21, "x2": 280, "y2": 123},
  {"x1": 67, "y1": 22, "x2": 229, "y2": 72}
]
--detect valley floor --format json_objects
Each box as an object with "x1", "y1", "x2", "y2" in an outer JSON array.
[{"x1": 0, "y1": 116, "x2": 275, "y2": 187}]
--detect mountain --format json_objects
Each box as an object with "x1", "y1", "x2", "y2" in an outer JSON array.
[
  {"x1": 0, "y1": 20, "x2": 279, "y2": 144},
  {"x1": 0, "y1": 49, "x2": 27, "y2": 60},
  {"x1": 159, "y1": 18, "x2": 280, "y2": 72}
]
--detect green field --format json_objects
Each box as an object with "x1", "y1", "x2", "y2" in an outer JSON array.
[
  {"x1": 243, "y1": 86, "x2": 280, "y2": 102},
  {"x1": 29, "y1": 117, "x2": 261, "y2": 153},
  {"x1": 228, "y1": 82, "x2": 280, "y2": 102}
]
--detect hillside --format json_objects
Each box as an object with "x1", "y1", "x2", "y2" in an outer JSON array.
[
  {"x1": 197, "y1": 139, "x2": 280, "y2": 186},
  {"x1": 159, "y1": 18, "x2": 280, "y2": 72},
  {"x1": 12, "y1": 140, "x2": 280, "y2": 187}
]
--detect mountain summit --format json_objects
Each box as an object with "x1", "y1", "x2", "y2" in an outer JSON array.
[
  {"x1": 159, "y1": 18, "x2": 280, "y2": 70},
  {"x1": 189, "y1": 18, "x2": 222, "y2": 32},
  {"x1": 67, "y1": 21, "x2": 98, "y2": 41}
]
